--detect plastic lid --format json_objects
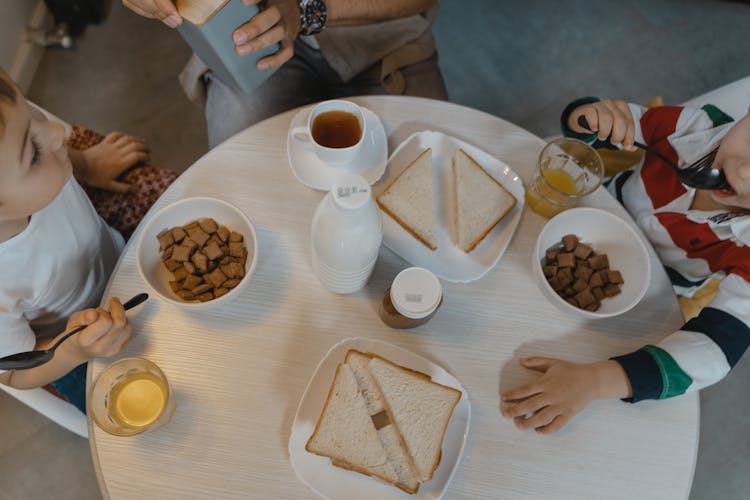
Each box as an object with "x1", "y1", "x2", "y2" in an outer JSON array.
[
  {"x1": 390, "y1": 267, "x2": 442, "y2": 319},
  {"x1": 331, "y1": 173, "x2": 371, "y2": 210}
]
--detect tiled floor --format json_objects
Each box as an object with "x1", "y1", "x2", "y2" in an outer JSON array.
[{"x1": 3, "y1": 0, "x2": 750, "y2": 498}]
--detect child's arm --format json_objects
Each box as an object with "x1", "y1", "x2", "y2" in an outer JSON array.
[
  {"x1": 0, "y1": 297, "x2": 132, "y2": 390},
  {"x1": 500, "y1": 358, "x2": 631, "y2": 434},
  {"x1": 68, "y1": 132, "x2": 151, "y2": 193}
]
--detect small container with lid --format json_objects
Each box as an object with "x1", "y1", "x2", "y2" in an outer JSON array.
[
  {"x1": 379, "y1": 267, "x2": 443, "y2": 329},
  {"x1": 311, "y1": 172, "x2": 382, "y2": 294}
]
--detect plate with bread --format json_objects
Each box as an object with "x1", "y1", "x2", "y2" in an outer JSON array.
[
  {"x1": 289, "y1": 338, "x2": 470, "y2": 499},
  {"x1": 374, "y1": 131, "x2": 524, "y2": 282}
]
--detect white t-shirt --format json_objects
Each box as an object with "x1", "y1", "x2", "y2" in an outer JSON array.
[{"x1": 0, "y1": 177, "x2": 124, "y2": 362}]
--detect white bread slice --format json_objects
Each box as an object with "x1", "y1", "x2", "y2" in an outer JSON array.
[
  {"x1": 345, "y1": 350, "x2": 420, "y2": 493},
  {"x1": 452, "y1": 148, "x2": 517, "y2": 253},
  {"x1": 367, "y1": 356, "x2": 462, "y2": 482},
  {"x1": 377, "y1": 149, "x2": 437, "y2": 250},
  {"x1": 305, "y1": 364, "x2": 399, "y2": 486}
]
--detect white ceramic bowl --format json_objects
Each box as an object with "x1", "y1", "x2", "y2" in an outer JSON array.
[
  {"x1": 136, "y1": 197, "x2": 258, "y2": 307},
  {"x1": 533, "y1": 207, "x2": 651, "y2": 319}
]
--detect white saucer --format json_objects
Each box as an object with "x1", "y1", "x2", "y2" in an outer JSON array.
[{"x1": 287, "y1": 105, "x2": 388, "y2": 191}]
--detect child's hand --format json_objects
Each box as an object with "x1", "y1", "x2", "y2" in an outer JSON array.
[
  {"x1": 74, "y1": 132, "x2": 151, "y2": 193},
  {"x1": 500, "y1": 357, "x2": 631, "y2": 434},
  {"x1": 61, "y1": 297, "x2": 133, "y2": 362},
  {"x1": 568, "y1": 99, "x2": 638, "y2": 152}
]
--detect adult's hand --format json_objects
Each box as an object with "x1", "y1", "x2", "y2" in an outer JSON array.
[
  {"x1": 122, "y1": 0, "x2": 183, "y2": 28},
  {"x1": 233, "y1": 0, "x2": 301, "y2": 70}
]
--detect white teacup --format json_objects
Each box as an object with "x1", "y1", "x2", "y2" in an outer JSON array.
[{"x1": 291, "y1": 100, "x2": 367, "y2": 166}]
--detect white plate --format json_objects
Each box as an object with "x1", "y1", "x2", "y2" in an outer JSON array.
[
  {"x1": 287, "y1": 106, "x2": 388, "y2": 191},
  {"x1": 373, "y1": 131, "x2": 525, "y2": 283},
  {"x1": 289, "y1": 337, "x2": 471, "y2": 500}
]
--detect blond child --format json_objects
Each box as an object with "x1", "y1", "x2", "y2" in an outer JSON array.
[
  {"x1": 0, "y1": 68, "x2": 155, "y2": 412},
  {"x1": 501, "y1": 97, "x2": 750, "y2": 433}
]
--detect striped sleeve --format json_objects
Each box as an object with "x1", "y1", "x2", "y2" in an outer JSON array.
[{"x1": 613, "y1": 274, "x2": 750, "y2": 402}]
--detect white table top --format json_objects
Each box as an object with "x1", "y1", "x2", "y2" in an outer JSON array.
[{"x1": 89, "y1": 96, "x2": 698, "y2": 500}]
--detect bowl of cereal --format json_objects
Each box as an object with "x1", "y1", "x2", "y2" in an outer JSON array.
[
  {"x1": 533, "y1": 207, "x2": 651, "y2": 318},
  {"x1": 136, "y1": 197, "x2": 258, "y2": 307}
]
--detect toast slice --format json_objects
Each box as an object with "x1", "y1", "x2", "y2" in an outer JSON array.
[
  {"x1": 305, "y1": 364, "x2": 400, "y2": 486},
  {"x1": 367, "y1": 356, "x2": 462, "y2": 482},
  {"x1": 452, "y1": 148, "x2": 517, "y2": 252},
  {"x1": 377, "y1": 149, "x2": 437, "y2": 250},
  {"x1": 345, "y1": 350, "x2": 420, "y2": 493}
]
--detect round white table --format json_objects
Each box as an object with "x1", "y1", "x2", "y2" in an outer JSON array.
[{"x1": 89, "y1": 96, "x2": 698, "y2": 500}]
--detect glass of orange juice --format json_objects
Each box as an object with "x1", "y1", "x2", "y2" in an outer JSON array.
[
  {"x1": 89, "y1": 358, "x2": 175, "y2": 436},
  {"x1": 525, "y1": 137, "x2": 604, "y2": 218}
]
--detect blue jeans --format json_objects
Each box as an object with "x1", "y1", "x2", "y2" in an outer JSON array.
[
  {"x1": 48, "y1": 363, "x2": 88, "y2": 414},
  {"x1": 205, "y1": 38, "x2": 448, "y2": 148}
]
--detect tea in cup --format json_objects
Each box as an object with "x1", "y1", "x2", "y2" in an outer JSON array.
[
  {"x1": 525, "y1": 137, "x2": 604, "y2": 218},
  {"x1": 89, "y1": 357, "x2": 175, "y2": 436},
  {"x1": 291, "y1": 100, "x2": 366, "y2": 165}
]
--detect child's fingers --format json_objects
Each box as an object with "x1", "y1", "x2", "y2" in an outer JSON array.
[
  {"x1": 517, "y1": 405, "x2": 558, "y2": 430},
  {"x1": 105, "y1": 180, "x2": 135, "y2": 194},
  {"x1": 104, "y1": 131, "x2": 124, "y2": 143},
  {"x1": 519, "y1": 356, "x2": 556, "y2": 372},
  {"x1": 122, "y1": 150, "x2": 150, "y2": 166},
  {"x1": 595, "y1": 107, "x2": 615, "y2": 142},
  {"x1": 501, "y1": 381, "x2": 543, "y2": 402},
  {"x1": 535, "y1": 414, "x2": 570, "y2": 434},
  {"x1": 79, "y1": 308, "x2": 114, "y2": 344},
  {"x1": 108, "y1": 297, "x2": 127, "y2": 328},
  {"x1": 503, "y1": 394, "x2": 549, "y2": 419}
]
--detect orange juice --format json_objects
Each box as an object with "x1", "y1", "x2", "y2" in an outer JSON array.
[
  {"x1": 526, "y1": 168, "x2": 579, "y2": 218},
  {"x1": 108, "y1": 371, "x2": 168, "y2": 429}
]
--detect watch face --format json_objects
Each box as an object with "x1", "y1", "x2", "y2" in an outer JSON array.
[{"x1": 301, "y1": 0, "x2": 327, "y2": 35}]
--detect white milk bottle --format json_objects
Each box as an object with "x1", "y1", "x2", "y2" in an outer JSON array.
[{"x1": 311, "y1": 173, "x2": 382, "y2": 294}]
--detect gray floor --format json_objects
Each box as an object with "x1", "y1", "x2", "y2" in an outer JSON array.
[{"x1": 4, "y1": 0, "x2": 750, "y2": 498}]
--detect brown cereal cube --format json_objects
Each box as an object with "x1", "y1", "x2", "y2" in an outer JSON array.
[
  {"x1": 161, "y1": 246, "x2": 174, "y2": 261},
  {"x1": 164, "y1": 259, "x2": 182, "y2": 272},
  {"x1": 168, "y1": 281, "x2": 181, "y2": 293},
  {"x1": 158, "y1": 230, "x2": 174, "y2": 250},
  {"x1": 183, "y1": 261, "x2": 196, "y2": 274},
  {"x1": 186, "y1": 226, "x2": 210, "y2": 247},
  {"x1": 214, "y1": 287, "x2": 230, "y2": 298},
  {"x1": 545, "y1": 248, "x2": 559, "y2": 265},
  {"x1": 197, "y1": 292, "x2": 214, "y2": 302},
  {"x1": 229, "y1": 231, "x2": 243, "y2": 243},
  {"x1": 556, "y1": 268, "x2": 574, "y2": 287},
  {"x1": 592, "y1": 287, "x2": 605, "y2": 301},
  {"x1": 173, "y1": 267, "x2": 189, "y2": 282},
  {"x1": 192, "y1": 252, "x2": 208, "y2": 273},
  {"x1": 543, "y1": 265, "x2": 558, "y2": 278},
  {"x1": 574, "y1": 289, "x2": 595, "y2": 308},
  {"x1": 557, "y1": 252, "x2": 575, "y2": 268},
  {"x1": 576, "y1": 258, "x2": 589, "y2": 268},
  {"x1": 220, "y1": 256, "x2": 232, "y2": 265},
  {"x1": 604, "y1": 284, "x2": 622, "y2": 297},
  {"x1": 177, "y1": 290, "x2": 195, "y2": 300},
  {"x1": 562, "y1": 286, "x2": 576, "y2": 297},
  {"x1": 207, "y1": 234, "x2": 222, "y2": 247},
  {"x1": 229, "y1": 242, "x2": 245, "y2": 258},
  {"x1": 184, "y1": 221, "x2": 200, "y2": 230},
  {"x1": 562, "y1": 234, "x2": 579, "y2": 252},
  {"x1": 565, "y1": 297, "x2": 579, "y2": 307},
  {"x1": 199, "y1": 218, "x2": 218, "y2": 234},
  {"x1": 588, "y1": 253, "x2": 609, "y2": 271},
  {"x1": 204, "y1": 241, "x2": 225, "y2": 261},
  {"x1": 171, "y1": 226, "x2": 187, "y2": 243},
  {"x1": 548, "y1": 276, "x2": 563, "y2": 291},
  {"x1": 171, "y1": 245, "x2": 192, "y2": 262},
  {"x1": 572, "y1": 279, "x2": 589, "y2": 293},
  {"x1": 223, "y1": 278, "x2": 241, "y2": 288},
  {"x1": 206, "y1": 268, "x2": 228, "y2": 288},
  {"x1": 229, "y1": 261, "x2": 245, "y2": 278},
  {"x1": 574, "y1": 265, "x2": 593, "y2": 282},
  {"x1": 183, "y1": 237, "x2": 199, "y2": 253},
  {"x1": 584, "y1": 302, "x2": 601, "y2": 312},
  {"x1": 589, "y1": 271, "x2": 606, "y2": 288},
  {"x1": 217, "y1": 225, "x2": 229, "y2": 242},
  {"x1": 573, "y1": 243, "x2": 593, "y2": 260},
  {"x1": 182, "y1": 274, "x2": 203, "y2": 290},
  {"x1": 221, "y1": 264, "x2": 234, "y2": 279},
  {"x1": 191, "y1": 283, "x2": 211, "y2": 295},
  {"x1": 607, "y1": 270, "x2": 624, "y2": 284}
]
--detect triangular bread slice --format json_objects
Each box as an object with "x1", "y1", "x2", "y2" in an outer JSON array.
[
  {"x1": 452, "y1": 148, "x2": 517, "y2": 253},
  {"x1": 345, "y1": 350, "x2": 420, "y2": 493},
  {"x1": 377, "y1": 148, "x2": 437, "y2": 250},
  {"x1": 367, "y1": 356, "x2": 462, "y2": 482},
  {"x1": 305, "y1": 364, "x2": 400, "y2": 486}
]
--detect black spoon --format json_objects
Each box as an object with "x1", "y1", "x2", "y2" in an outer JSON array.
[
  {"x1": 0, "y1": 293, "x2": 149, "y2": 371},
  {"x1": 577, "y1": 116, "x2": 730, "y2": 190}
]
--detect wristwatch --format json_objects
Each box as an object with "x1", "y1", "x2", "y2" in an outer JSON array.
[{"x1": 299, "y1": 0, "x2": 327, "y2": 36}]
